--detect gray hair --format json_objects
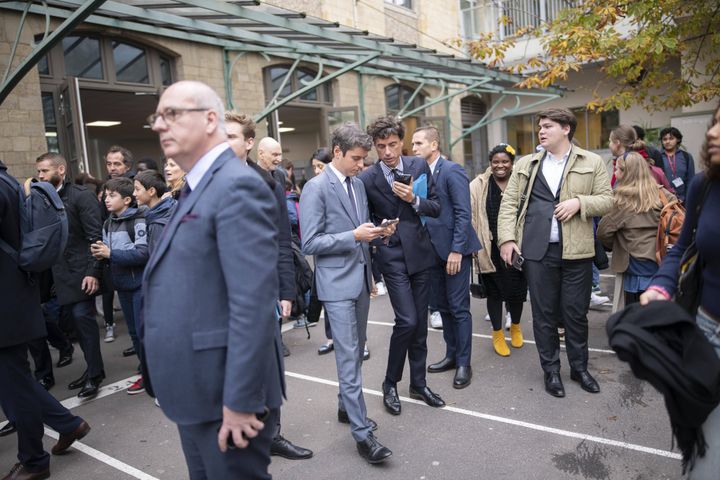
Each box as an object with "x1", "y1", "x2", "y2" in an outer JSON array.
[{"x1": 331, "y1": 122, "x2": 373, "y2": 155}]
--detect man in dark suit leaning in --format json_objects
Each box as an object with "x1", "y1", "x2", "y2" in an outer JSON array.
[
  {"x1": 300, "y1": 123, "x2": 395, "y2": 464},
  {"x1": 412, "y1": 126, "x2": 482, "y2": 389},
  {"x1": 359, "y1": 116, "x2": 446, "y2": 415},
  {"x1": 145, "y1": 81, "x2": 284, "y2": 479}
]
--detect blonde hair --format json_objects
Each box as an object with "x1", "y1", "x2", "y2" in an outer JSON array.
[{"x1": 613, "y1": 152, "x2": 661, "y2": 213}]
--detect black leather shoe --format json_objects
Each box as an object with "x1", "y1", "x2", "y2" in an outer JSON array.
[
  {"x1": 427, "y1": 357, "x2": 456, "y2": 373},
  {"x1": 1, "y1": 463, "x2": 50, "y2": 480},
  {"x1": 544, "y1": 372, "x2": 566, "y2": 398},
  {"x1": 122, "y1": 346, "x2": 136, "y2": 357},
  {"x1": 56, "y1": 348, "x2": 73, "y2": 368},
  {"x1": 68, "y1": 373, "x2": 88, "y2": 390},
  {"x1": 282, "y1": 341, "x2": 290, "y2": 357},
  {"x1": 409, "y1": 385, "x2": 446, "y2": 407},
  {"x1": 453, "y1": 366, "x2": 472, "y2": 389},
  {"x1": 338, "y1": 409, "x2": 377, "y2": 431},
  {"x1": 270, "y1": 435, "x2": 313, "y2": 460},
  {"x1": 570, "y1": 370, "x2": 600, "y2": 393},
  {"x1": 0, "y1": 422, "x2": 16, "y2": 437},
  {"x1": 317, "y1": 342, "x2": 334, "y2": 355},
  {"x1": 38, "y1": 376, "x2": 54, "y2": 391},
  {"x1": 77, "y1": 376, "x2": 102, "y2": 399},
  {"x1": 382, "y1": 382, "x2": 401, "y2": 415},
  {"x1": 356, "y1": 433, "x2": 392, "y2": 464}
]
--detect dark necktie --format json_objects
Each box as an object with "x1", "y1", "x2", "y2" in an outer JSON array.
[
  {"x1": 345, "y1": 177, "x2": 359, "y2": 222},
  {"x1": 177, "y1": 182, "x2": 191, "y2": 207}
]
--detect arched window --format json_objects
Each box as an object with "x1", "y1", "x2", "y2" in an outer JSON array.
[
  {"x1": 265, "y1": 65, "x2": 333, "y2": 104},
  {"x1": 385, "y1": 84, "x2": 426, "y2": 115}
]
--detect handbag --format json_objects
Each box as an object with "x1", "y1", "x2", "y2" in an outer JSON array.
[
  {"x1": 470, "y1": 260, "x2": 487, "y2": 299},
  {"x1": 674, "y1": 178, "x2": 712, "y2": 314}
]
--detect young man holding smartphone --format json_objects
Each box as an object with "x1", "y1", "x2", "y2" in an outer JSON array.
[{"x1": 497, "y1": 108, "x2": 613, "y2": 398}]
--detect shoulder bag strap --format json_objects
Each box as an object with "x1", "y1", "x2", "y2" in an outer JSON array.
[{"x1": 516, "y1": 151, "x2": 544, "y2": 219}]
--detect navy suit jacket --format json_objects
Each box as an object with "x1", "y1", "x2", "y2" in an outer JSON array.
[
  {"x1": 359, "y1": 156, "x2": 440, "y2": 275},
  {"x1": 142, "y1": 147, "x2": 285, "y2": 425},
  {"x1": 425, "y1": 156, "x2": 482, "y2": 259}
]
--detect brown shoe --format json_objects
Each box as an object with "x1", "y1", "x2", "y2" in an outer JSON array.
[
  {"x1": 1, "y1": 463, "x2": 50, "y2": 480},
  {"x1": 52, "y1": 420, "x2": 91, "y2": 455}
]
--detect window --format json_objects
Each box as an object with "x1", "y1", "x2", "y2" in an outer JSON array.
[
  {"x1": 385, "y1": 84, "x2": 426, "y2": 115},
  {"x1": 112, "y1": 41, "x2": 149, "y2": 84},
  {"x1": 266, "y1": 66, "x2": 332, "y2": 104},
  {"x1": 41, "y1": 92, "x2": 59, "y2": 153},
  {"x1": 506, "y1": 107, "x2": 619, "y2": 155},
  {"x1": 462, "y1": 0, "x2": 572, "y2": 39},
  {"x1": 63, "y1": 35, "x2": 103, "y2": 79},
  {"x1": 460, "y1": 0, "x2": 485, "y2": 39},
  {"x1": 385, "y1": 0, "x2": 413, "y2": 10},
  {"x1": 159, "y1": 56, "x2": 173, "y2": 86},
  {"x1": 38, "y1": 55, "x2": 50, "y2": 76}
]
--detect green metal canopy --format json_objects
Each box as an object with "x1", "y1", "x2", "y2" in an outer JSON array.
[{"x1": 1, "y1": 0, "x2": 563, "y2": 142}]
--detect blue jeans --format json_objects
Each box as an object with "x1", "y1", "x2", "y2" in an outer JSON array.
[
  {"x1": 118, "y1": 289, "x2": 142, "y2": 357},
  {"x1": 689, "y1": 308, "x2": 720, "y2": 479}
]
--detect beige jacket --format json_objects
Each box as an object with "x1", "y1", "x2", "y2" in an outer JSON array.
[
  {"x1": 469, "y1": 168, "x2": 496, "y2": 273},
  {"x1": 596, "y1": 187, "x2": 675, "y2": 273},
  {"x1": 497, "y1": 146, "x2": 613, "y2": 260}
]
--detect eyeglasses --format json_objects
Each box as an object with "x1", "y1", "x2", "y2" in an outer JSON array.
[{"x1": 147, "y1": 108, "x2": 210, "y2": 127}]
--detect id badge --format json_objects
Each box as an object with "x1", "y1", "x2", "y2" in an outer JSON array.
[{"x1": 672, "y1": 177, "x2": 684, "y2": 188}]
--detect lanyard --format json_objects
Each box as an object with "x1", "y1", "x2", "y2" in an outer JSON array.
[{"x1": 667, "y1": 152, "x2": 676, "y2": 177}]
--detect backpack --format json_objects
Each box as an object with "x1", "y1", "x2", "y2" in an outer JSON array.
[
  {"x1": 0, "y1": 172, "x2": 68, "y2": 272},
  {"x1": 656, "y1": 188, "x2": 685, "y2": 263}
]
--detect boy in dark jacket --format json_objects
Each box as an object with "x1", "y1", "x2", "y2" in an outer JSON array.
[
  {"x1": 91, "y1": 177, "x2": 148, "y2": 394},
  {"x1": 133, "y1": 170, "x2": 175, "y2": 254}
]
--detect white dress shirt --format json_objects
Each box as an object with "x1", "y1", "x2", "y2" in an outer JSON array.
[
  {"x1": 328, "y1": 163, "x2": 359, "y2": 218},
  {"x1": 428, "y1": 154, "x2": 441, "y2": 176},
  {"x1": 184, "y1": 142, "x2": 230, "y2": 191},
  {"x1": 542, "y1": 147, "x2": 572, "y2": 243}
]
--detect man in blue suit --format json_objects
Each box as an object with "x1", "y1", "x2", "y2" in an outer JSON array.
[
  {"x1": 300, "y1": 123, "x2": 394, "y2": 464},
  {"x1": 359, "y1": 116, "x2": 446, "y2": 415},
  {"x1": 412, "y1": 126, "x2": 482, "y2": 389},
  {"x1": 145, "y1": 81, "x2": 284, "y2": 479}
]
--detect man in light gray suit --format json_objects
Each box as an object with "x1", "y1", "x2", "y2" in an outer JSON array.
[
  {"x1": 300, "y1": 124, "x2": 395, "y2": 464},
  {"x1": 144, "y1": 80, "x2": 285, "y2": 479}
]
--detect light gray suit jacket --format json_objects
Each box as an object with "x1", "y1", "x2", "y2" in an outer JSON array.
[
  {"x1": 142, "y1": 147, "x2": 285, "y2": 425},
  {"x1": 300, "y1": 167, "x2": 373, "y2": 302}
]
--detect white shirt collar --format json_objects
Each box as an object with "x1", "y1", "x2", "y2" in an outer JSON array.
[
  {"x1": 546, "y1": 146, "x2": 572, "y2": 164},
  {"x1": 185, "y1": 142, "x2": 230, "y2": 191},
  {"x1": 428, "y1": 153, "x2": 442, "y2": 175},
  {"x1": 327, "y1": 163, "x2": 347, "y2": 185}
]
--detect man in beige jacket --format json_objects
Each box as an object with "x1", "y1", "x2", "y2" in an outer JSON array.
[{"x1": 497, "y1": 108, "x2": 612, "y2": 398}]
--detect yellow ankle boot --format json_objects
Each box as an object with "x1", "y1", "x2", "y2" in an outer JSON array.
[
  {"x1": 492, "y1": 330, "x2": 510, "y2": 357},
  {"x1": 510, "y1": 323, "x2": 524, "y2": 348}
]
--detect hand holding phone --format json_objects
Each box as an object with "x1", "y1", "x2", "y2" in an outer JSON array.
[{"x1": 511, "y1": 251, "x2": 525, "y2": 271}]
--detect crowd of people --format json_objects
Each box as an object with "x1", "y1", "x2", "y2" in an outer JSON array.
[{"x1": 1, "y1": 78, "x2": 719, "y2": 479}]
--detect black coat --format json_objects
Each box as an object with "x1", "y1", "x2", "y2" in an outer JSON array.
[
  {"x1": 0, "y1": 162, "x2": 45, "y2": 348},
  {"x1": 52, "y1": 180, "x2": 103, "y2": 305}
]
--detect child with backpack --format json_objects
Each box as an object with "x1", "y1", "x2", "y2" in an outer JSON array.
[
  {"x1": 90, "y1": 177, "x2": 148, "y2": 394},
  {"x1": 133, "y1": 170, "x2": 175, "y2": 254}
]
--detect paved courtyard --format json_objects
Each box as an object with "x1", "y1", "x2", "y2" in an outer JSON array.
[{"x1": 1, "y1": 276, "x2": 682, "y2": 479}]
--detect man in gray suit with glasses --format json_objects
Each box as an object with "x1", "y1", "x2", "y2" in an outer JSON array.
[{"x1": 300, "y1": 123, "x2": 395, "y2": 464}]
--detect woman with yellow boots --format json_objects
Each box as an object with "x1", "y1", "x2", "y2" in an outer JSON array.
[{"x1": 470, "y1": 144, "x2": 527, "y2": 356}]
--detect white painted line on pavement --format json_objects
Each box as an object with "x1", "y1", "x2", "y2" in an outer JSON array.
[
  {"x1": 284, "y1": 371, "x2": 681, "y2": 461},
  {"x1": 59, "y1": 375, "x2": 140, "y2": 410},
  {"x1": 44, "y1": 428, "x2": 160, "y2": 480},
  {"x1": 367, "y1": 320, "x2": 617, "y2": 355}
]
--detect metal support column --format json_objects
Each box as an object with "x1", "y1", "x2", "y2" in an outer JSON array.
[{"x1": 357, "y1": 72, "x2": 366, "y2": 128}]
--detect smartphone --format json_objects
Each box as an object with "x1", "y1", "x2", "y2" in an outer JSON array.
[
  {"x1": 511, "y1": 251, "x2": 525, "y2": 271},
  {"x1": 220, "y1": 407, "x2": 271, "y2": 450},
  {"x1": 393, "y1": 171, "x2": 413, "y2": 185},
  {"x1": 380, "y1": 218, "x2": 399, "y2": 227}
]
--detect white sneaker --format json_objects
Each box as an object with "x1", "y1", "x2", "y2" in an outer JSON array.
[
  {"x1": 484, "y1": 314, "x2": 491, "y2": 321},
  {"x1": 375, "y1": 282, "x2": 387, "y2": 296},
  {"x1": 590, "y1": 292, "x2": 610, "y2": 307},
  {"x1": 104, "y1": 325, "x2": 115, "y2": 343},
  {"x1": 154, "y1": 398, "x2": 160, "y2": 407},
  {"x1": 504, "y1": 312, "x2": 512, "y2": 330},
  {"x1": 430, "y1": 311, "x2": 443, "y2": 329}
]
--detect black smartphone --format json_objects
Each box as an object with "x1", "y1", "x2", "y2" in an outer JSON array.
[
  {"x1": 511, "y1": 251, "x2": 525, "y2": 271},
  {"x1": 393, "y1": 171, "x2": 413, "y2": 185},
  {"x1": 220, "y1": 407, "x2": 271, "y2": 450}
]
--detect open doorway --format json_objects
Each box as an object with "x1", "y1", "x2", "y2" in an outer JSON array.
[
  {"x1": 80, "y1": 89, "x2": 161, "y2": 179},
  {"x1": 275, "y1": 105, "x2": 323, "y2": 184}
]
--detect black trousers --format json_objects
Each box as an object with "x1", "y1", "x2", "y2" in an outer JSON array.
[
  {"x1": 0, "y1": 344, "x2": 82, "y2": 472},
  {"x1": 177, "y1": 408, "x2": 279, "y2": 480},
  {"x1": 27, "y1": 298, "x2": 73, "y2": 381},
  {"x1": 67, "y1": 299, "x2": 104, "y2": 379},
  {"x1": 523, "y1": 244, "x2": 592, "y2": 373},
  {"x1": 382, "y1": 257, "x2": 430, "y2": 388}
]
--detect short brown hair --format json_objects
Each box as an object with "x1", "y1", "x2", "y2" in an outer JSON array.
[
  {"x1": 367, "y1": 115, "x2": 404, "y2": 141},
  {"x1": 36, "y1": 152, "x2": 67, "y2": 168},
  {"x1": 106, "y1": 145, "x2": 133, "y2": 167},
  {"x1": 104, "y1": 177, "x2": 134, "y2": 199},
  {"x1": 135, "y1": 169, "x2": 168, "y2": 197},
  {"x1": 225, "y1": 111, "x2": 256, "y2": 139},
  {"x1": 414, "y1": 125, "x2": 440, "y2": 146},
  {"x1": 537, "y1": 108, "x2": 577, "y2": 141}
]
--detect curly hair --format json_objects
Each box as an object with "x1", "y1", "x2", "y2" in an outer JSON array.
[
  {"x1": 489, "y1": 143, "x2": 516, "y2": 162},
  {"x1": 366, "y1": 115, "x2": 404, "y2": 141}
]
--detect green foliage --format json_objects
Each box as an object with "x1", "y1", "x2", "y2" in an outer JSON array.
[{"x1": 458, "y1": 0, "x2": 720, "y2": 112}]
